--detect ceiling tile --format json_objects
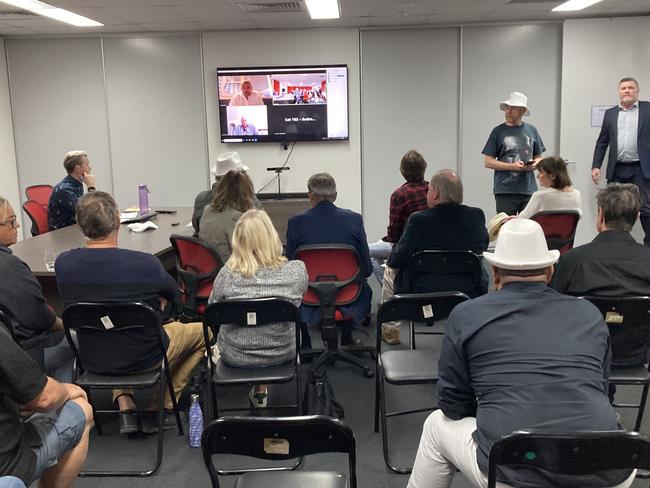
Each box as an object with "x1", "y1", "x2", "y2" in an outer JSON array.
[
  {"x1": 139, "y1": 21, "x2": 201, "y2": 30},
  {"x1": 167, "y1": 4, "x2": 250, "y2": 22},
  {"x1": 433, "y1": 0, "x2": 500, "y2": 14},
  {"x1": 101, "y1": 5, "x2": 185, "y2": 23}
]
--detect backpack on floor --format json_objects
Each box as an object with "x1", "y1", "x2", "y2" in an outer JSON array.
[{"x1": 302, "y1": 369, "x2": 345, "y2": 419}]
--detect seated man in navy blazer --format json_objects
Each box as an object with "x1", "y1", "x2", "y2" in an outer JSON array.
[
  {"x1": 382, "y1": 170, "x2": 489, "y2": 344},
  {"x1": 285, "y1": 173, "x2": 372, "y2": 346}
]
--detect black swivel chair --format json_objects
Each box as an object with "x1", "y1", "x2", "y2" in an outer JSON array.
[
  {"x1": 202, "y1": 415, "x2": 357, "y2": 488},
  {"x1": 488, "y1": 430, "x2": 650, "y2": 488},
  {"x1": 374, "y1": 292, "x2": 469, "y2": 474},
  {"x1": 62, "y1": 302, "x2": 184, "y2": 477}
]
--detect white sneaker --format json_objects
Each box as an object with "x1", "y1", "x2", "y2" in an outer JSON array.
[{"x1": 249, "y1": 387, "x2": 268, "y2": 408}]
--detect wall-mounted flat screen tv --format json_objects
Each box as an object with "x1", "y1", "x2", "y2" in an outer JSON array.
[{"x1": 217, "y1": 65, "x2": 349, "y2": 144}]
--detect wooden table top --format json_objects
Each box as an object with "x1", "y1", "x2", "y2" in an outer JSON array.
[{"x1": 12, "y1": 208, "x2": 194, "y2": 276}]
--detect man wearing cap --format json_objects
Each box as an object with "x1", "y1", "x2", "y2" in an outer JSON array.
[
  {"x1": 592, "y1": 77, "x2": 650, "y2": 246},
  {"x1": 229, "y1": 80, "x2": 265, "y2": 106},
  {"x1": 408, "y1": 219, "x2": 632, "y2": 488},
  {"x1": 482, "y1": 92, "x2": 545, "y2": 215},
  {"x1": 191, "y1": 151, "x2": 251, "y2": 234}
]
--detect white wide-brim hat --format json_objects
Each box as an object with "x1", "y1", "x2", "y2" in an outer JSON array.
[
  {"x1": 499, "y1": 91, "x2": 530, "y2": 116},
  {"x1": 210, "y1": 151, "x2": 250, "y2": 177},
  {"x1": 483, "y1": 219, "x2": 559, "y2": 270}
]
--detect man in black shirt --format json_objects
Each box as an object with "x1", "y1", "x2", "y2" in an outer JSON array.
[
  {"x1": 0, "y1": 323, "x2": 92, "y2": 486},
  {"x1": 407, "y1": 219, "x2": 632, "y2": 488}
]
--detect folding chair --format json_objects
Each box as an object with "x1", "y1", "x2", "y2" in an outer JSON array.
[
  {"x1": 170, "y1": 234, "x2": 223, "y2": 321},
  {"x1": 531, "y1": 210, "x2": 580, "y2": 255},
  {"x1": 296, "y1": 244, "x2": 375, "y2": 378},
  {"x1": 62, "y1": 302, "x2": 184, "y2": 477},
  {"x1": 203, "y1": 298, "x2": 301, "y2": 419},
  {"x1": 24, "y1": 184, "x2": 53, "y2": 209},
  {"x1": 202, "y1": 415, "x2": 357, "y2": 488},
  {"x1": 582, "y1": 296, "x2": 650, "y2": 431},
  {"x1": 488, "y1": 430, "x2": 650, "y2": 488},
  {"x1": 374, "y1": 292, "x2": 469, "y2": 474},
  {"x1": 22, "y1": 200, "x2": 49, "y2": 237},
  {"x1": 404, "y1": 250, "x2": 482, "y2": 347}
]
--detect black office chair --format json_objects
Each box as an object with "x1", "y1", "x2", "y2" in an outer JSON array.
[
  {"x1": 62, "y1": 302, "x2": 183, "y2": 477},
  {"x1": 403, "y1": 250, "x2": 483, "y2": 347},
  {"x1": 374, "y1": 292, "x2": 469, "y2": 474},
  {"x1": 203, "y1": 298, "x2": 301, "y2": 420},
  {"x1": 582, "y1": 296, "x2": 650, "y2": 431},
  {"x1": 201, "y1": 415, "x2": 357, "y2": 488},
  {"x1": 488, "y1": 430, "x2": 649, "y2": 488}
]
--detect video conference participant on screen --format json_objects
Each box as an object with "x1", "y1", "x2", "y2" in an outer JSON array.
[
  {"x1": 229, "y1": 80, "x2": 264, "y2": 106},
  {"x1": 232, "y1": 117, "x2": 259, "y2": 136}
]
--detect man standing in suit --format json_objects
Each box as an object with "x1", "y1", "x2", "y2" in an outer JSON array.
[
  {"x1": 286, "y1": 173, "x2": 372, "y2": 346},
  {"x1": 592, "y1": 77, "x2": 650, "y2": 245}
]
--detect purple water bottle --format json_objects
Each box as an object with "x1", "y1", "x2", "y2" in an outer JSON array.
[
  {"x1": 188, "y1": 393, "x2": 203, "y2": 448},
  {"x1": 138, "y1": 184, "x2": 149, "y2": 215}
]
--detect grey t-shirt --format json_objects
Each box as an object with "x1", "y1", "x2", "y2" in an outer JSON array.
[{"x1": 482, "y1": 122, "x2": 545, "y2": 195}]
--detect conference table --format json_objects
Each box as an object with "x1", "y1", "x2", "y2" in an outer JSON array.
[{"x1": 12, "y1": 198, "x2": 311, "y2": 312}]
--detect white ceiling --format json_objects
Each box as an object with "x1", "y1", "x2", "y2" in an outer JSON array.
[{"x1": 0, "y1": 0, "x2": 648, "y2": 36}]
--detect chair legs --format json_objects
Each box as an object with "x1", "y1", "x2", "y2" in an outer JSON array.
[
  {"x1": 612, "y1": 383, "x2": 649, "y2": 432},
  {"x1": 310, "y1": 349, "x2": 374, "y2": 378}
]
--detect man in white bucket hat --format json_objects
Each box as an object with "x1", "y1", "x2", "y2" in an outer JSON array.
[
  {"x1": 192, "y1": 151, "x2": 252, "y2": 233},
  {"x1": 482, "y1": 91, "x2": 546, "y2": 216},
  {"x1": 408, "y1": 219, "x2": 634, "y2": 488}
]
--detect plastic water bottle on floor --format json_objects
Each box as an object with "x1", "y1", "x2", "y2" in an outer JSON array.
[{"x1": 188, "y1": 393, "x2": 203, "y2": 448}]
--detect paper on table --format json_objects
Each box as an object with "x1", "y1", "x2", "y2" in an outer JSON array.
[{"x1": 120, "y1": 212, "x2": 138, "y2": 222}]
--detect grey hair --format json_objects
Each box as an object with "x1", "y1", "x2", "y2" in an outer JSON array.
[
  {"x1": 430, "y1": 169, "x2": 463, "y2": 204},
  {"x1": 0, "y1": 196, "x2": 7, "y2": 220},
  {"x1": 63, "y1": 150, "x2": 88, "y2": 174},
  {"x1": 597, "y1": 183, "x2": 641, "y2": 232},
  {"x1": 307, "y1": 173, "x2": 337, "y2": 200},
  {"x1": 76, "y1": 191, "x2": 119, "y2": 239}
]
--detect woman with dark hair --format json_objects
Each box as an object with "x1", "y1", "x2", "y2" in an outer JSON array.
[
  {"x1": 518, "y1": 156, "x2": 582, "y2": 219},
  {"x1": 198, "y1": 170, "x2": 255, "y2": 261}
]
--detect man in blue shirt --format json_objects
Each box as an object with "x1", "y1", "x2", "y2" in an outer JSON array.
[
  {"x1": 232, "y1": 116, "x2": 259, "y2": 136},
  {"x1": 482, "y1": 91, "x2": 545, "y2": 215},
  {"x1": 408, "y1": 219, "x2": 632, "y2": 488},
  {"x1": 48, "y1": 150, "x2": 97, "y2": 231}
]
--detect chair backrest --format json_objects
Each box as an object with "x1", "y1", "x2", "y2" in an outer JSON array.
[
  {"x1": 530, "y1": 211, "x2": 580, "y2": 255},
  {"x1": 376, "y1": 292, "x2": 469, "y2": 352},
  {"x1": 202, "y1": 298, "x2": 300, "y2": 370},
  {"x1": 22, "y1": 200, "x2": 49, "y2": 237},
  {"x1": 170, "y1": 234, "x2": 223, "y2": 317},
  {"x1": 295, "y1": 244, "x2": 363, "y2": 312},
  {"x1": 24, "y1": 184, "x2": 53, "y2": 208},
  {"x1": 405, "y1": 250, "x2": 483, "y2": 297},
  {"x1": 582, "y1": 296, "x2": 650, "y2": 368},
  {"x1": 487, "y1": 430, "x2": 650, "y2": 488},
  {"x1": 61, "y1": 302, "x2": 167, "y2": 375},
  {"x1": 202, "y1": 415, "x2": 357, "y2": 488}
]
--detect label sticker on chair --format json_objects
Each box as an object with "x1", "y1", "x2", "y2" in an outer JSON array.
[
  {"x1": 100, "y1": 315, "x2": 115, "y2": 330},
  {"x1": 605, "y1": 311, "x2": 624, "y2": 324},
  {"x1": 264, "y1": 438, "x2": 289, "y2": 455},
  {"x1": 422, "y1": 304, "x2": 433, "y2": 319},
  {"x1": 247, "y1": 312, "x2": 257, "y2": 326}
]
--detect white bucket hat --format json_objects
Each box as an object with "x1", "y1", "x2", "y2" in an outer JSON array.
[
  {"x1": 483, "y1": 219, "x2": 559, "y2": 270},
  {"x1": 210, "y1": 151, "x2": 249, "y2": 177},
  {"x1": 500, "y1": 91, "x2": 530, "y2": 116}
]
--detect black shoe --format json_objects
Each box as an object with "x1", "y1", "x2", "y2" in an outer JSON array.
[
  {"x1": 341, "y1": 337, "x2": 362, "y2": 346},
  {"x1": 119, "y1": 411, "x2": 139, "y2": 435},
  {"x1": 140, "y1": 411, "x2": 179, "y2": 434}
]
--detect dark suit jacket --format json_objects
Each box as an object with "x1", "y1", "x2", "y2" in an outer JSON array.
[
  {"x1": 592, "y1": 101, "x2": 650, "y2": 179},
  {"x1": 387, "y1": 203, "x2": 489, "y2": 295},
  {"x1": 286, "y1": 200, "x2": 372, "y2": 323}
]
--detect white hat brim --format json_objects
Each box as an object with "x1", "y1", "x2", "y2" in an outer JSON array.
[
  {"x1": 211, "y1": 163, "x2": 250, "y2": 176},
  {"x1": 483, "y1": 249, "x2": 560, "y2": 270},
  {"x1": 499, "y1": 102, "x2": 530, "y2": 116}
]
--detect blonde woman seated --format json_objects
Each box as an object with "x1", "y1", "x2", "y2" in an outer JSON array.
[
  {"x1": 518, "y1": 156, "x2": 582, "y2": 219},
  {"x1": 208, "y1": 209, "x2": 307, "y2": 408},
  {"x1": 199, "y1": 170, "x2": 255, "y2": 262}
]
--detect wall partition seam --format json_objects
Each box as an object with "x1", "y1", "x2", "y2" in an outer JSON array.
[
  {"x1": 4, "y1": 39, "x2": 21, "y2": 196},
  {"x1": 199, "y1": 32, "x2": 211, "y2": 188},
  {"x1": 359, "y1": 28, "x2": 365, "y2": 218},
  {"x1": 100, "y1": 35, "x2": 115, "y2": 197},
  {"x1": 457, "y1": 26, "x2": 464, "y2": 179}
]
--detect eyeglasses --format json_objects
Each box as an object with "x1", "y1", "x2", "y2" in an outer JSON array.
[{"x1": 0, "y1": 215, "x2": 18, "y2": 228}]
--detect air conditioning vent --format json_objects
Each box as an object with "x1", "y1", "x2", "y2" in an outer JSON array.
[
  {"x1": 0, "y1": 8, "x2": 38, "y2": 20},
  {"x1": 233, "y1": 1, "x2": 305, "y2": 14}
]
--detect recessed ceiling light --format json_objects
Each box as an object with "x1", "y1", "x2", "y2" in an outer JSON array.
[
  {"x1": 305, "y1": 0, "x2": 340, "y2": 19},
  {"x1": 552, "y1": 0, "x2": 604, "y2": 12},
  {"x1": 0, "y1": 0, "x2": 103, "y2": 27}
]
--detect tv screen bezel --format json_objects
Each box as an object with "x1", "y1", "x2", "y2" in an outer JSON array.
[{"x1": 216, "y1": 64, "x2": 349, "y2": 144}]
